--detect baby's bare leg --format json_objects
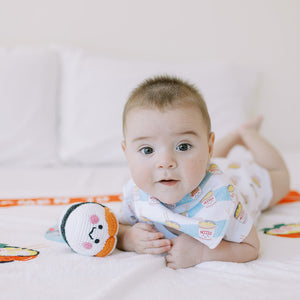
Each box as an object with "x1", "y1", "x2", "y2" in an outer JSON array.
[
  {"x1": 238, "y1": 116, "x2": 290, "y2": 208},
  {"x1": 214, "y1": 116, "x2": 290, "y2": 208},
  {"x1": 213, "y1": 131, "x2": 243, "y2": 158},
  {"x1": 213, "y1": 116, "x2": 263, "y2": 158}
]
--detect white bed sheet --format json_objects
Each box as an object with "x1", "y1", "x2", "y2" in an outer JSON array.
[{"x1": 1, "y1": 153, "x2": 300, "y2": 300}]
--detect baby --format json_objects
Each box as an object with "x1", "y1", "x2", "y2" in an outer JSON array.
[{"x1": 116, "y1": 75, "x2": 290, "y2": 269}]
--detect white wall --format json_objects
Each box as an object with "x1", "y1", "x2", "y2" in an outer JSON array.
[{"x1": 0, "y1": 0, "x2": 299, "y2": 151}]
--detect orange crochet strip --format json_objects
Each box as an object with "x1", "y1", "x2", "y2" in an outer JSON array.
[
  {"x1": 0, "y1": 194, "x2": 122, "y2": 207},
  {"x1": 277, "y1": 190, "x2": 300, "y2": 205}
]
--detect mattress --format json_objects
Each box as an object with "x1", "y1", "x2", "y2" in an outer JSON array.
[{"x1": 1, "y1": 152, "x2": 300, "y2": 300}]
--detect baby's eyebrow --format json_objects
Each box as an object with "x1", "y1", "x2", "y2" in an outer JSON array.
[
  {"x1": 176, "y1": 130, "x2": 199, "y2": 137},
  {"x1": 131, "y1": 136, "x2": 151, "y2": 143},
  {"x1": 131, "y1": 131, "x2": 199, "y2": 142}
]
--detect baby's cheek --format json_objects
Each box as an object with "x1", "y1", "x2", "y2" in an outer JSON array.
[
  {"x1": 131, "y1": 169, "x2": 151, "y2": 192},
  {"x1": 187, "y1": 160, "x2": 206, "y2": 186}
]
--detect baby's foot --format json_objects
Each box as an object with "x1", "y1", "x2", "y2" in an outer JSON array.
[{"x1": 239, "y1": 115, "x2": 263, "y2": 135}]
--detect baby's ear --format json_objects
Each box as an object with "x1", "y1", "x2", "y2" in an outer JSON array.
[
  {"x1": 208, "y1": 132, "x2": 215, "y2": 158},
  {"x1": 121, "y1": 140, "x2": 126, "y2": 152}
]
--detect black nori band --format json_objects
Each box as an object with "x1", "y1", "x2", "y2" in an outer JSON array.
[{"x1": 60, "y1": 202, "x2": 84, "y2": 246}]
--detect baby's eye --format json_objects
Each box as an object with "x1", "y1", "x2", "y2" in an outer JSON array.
[
  {"x1": 140, "y1": 147, "x2": 154, "y2": 155},
  {"x1": 176, "y1": 143, "x2": 192, "y2": 152}
]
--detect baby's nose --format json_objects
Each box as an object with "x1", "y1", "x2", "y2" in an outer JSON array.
[{"x1": 156, "y1": 154, "x2": 177, "y2": 169}]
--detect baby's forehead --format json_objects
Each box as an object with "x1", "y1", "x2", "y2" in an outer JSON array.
[{"x1": 124, "y1": 105, "x2": 207, "y2": 135}]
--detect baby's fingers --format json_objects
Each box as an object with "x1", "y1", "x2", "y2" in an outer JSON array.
[
  {"x1": 165, "y1": 253, "x2": 178, "y2": 270},
  {"x1": 135, "y1": 223, "x2": 164, "y2": 240},
  {"x1": 134, "y1": 222, "x2": 161, "y2": 234},
  {"x1": 143, "y1": 230, "x2": 165, "y2": 241},
  {"x1": 142, "y1": 239, "x2": 172, "y2": 255}
]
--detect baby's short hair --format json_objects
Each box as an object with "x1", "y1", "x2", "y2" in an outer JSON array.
[{"x1": 123, "y1": 75, "x2": 211, "y2": 135}]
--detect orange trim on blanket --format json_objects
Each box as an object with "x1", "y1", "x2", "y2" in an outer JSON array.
[
  {"x1": 0, "y1": 194, "x2": 122, "y2": 207},
  {"x1": 277, "y1": 190, "x2": 300, "y2": 205},
  {"x1": 0, "y1": 190, "x2": 298, "y2": 207}
]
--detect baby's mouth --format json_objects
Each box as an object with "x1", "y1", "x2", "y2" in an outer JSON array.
[{"x1": 158, "y1": 179, "x2": 179, "y2": 186}]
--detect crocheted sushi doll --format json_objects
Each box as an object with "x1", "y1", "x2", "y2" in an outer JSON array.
[{"x1": 60, "y1": 202, "x2": 118, "y2": 257}]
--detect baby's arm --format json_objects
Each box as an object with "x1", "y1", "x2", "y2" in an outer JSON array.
[
  {"x1": 165, "y1": 225, "x2": 260, "y2": 269},
  {"x1": 117, "y1": 223, "x2": 172, "y2": 254}
]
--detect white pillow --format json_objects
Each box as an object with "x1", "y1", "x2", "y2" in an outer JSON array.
[
  {"x1": 59, "y1": 50, "x2": 257, "y2": 165},
  {"x1": 0, "y1": 48, "x2": 59, "y2": 166},
  {"x1": 59, "y1": 51, "x2": 164, "y2": 165}
]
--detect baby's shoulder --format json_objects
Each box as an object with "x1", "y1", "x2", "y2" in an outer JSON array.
[
  {"x1": 198, "y1": 164, "x2": 235, "y2": 203},
  {"x1": 203, "y1": 162, "x2": 232, "y2": 188}
]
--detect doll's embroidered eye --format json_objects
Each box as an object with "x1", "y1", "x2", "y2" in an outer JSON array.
[
  {"x1": 98, "y1": 225, "x2": 103, "y2": 229},
  {"x1": 140, "y1": 147, "x2": 154, "y2": 155},
  {"x1": 94, "y1": 239, "x2": 100, "y2": 244},
  {"x1": 176, "y1": 143, "x2": 191, "y2": 151}
]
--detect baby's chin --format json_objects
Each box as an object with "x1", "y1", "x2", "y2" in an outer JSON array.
[
  {"x1": 151, "y1": 192, "x2": 184, "y2": 206},
  {"x1": 140, "y1": 183, "x2": 192, "y2": 205}
]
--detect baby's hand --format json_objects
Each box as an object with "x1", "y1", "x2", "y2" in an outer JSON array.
[
  {"x1": 126, "y1": 223, "x2": 171, "y2": 255},
  {"x1": 165, "y1": 233, "x2": 204, "y2": 269}
]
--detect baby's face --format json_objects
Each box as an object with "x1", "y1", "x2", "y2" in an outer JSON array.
[{"x1": 122, "y1": 105, "x2": 214, "y2": 205}]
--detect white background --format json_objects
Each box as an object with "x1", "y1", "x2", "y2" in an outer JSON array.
[{"x1": 0, "y1": 0, "x2": 299, "y2": 152}]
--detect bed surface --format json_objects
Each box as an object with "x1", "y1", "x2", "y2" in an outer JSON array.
[
  {"x1": 1, "y1": 152, "x2": 300, "y2": 300},
  {"x1": 1, "y1": 2, "x2": 300, "y2": 298}
]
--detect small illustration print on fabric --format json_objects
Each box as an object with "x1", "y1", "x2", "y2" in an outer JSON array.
[
  {"x1": 45, "y1": 224, "x2": 66, "y2": 243},
  {"x1": 0, "y1": 243, "x2": 39, "y2": 263},
  {"x1": 262, "y1": 223, "x2": 300, "y2": 238}
]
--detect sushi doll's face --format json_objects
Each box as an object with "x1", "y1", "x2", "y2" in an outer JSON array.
[{"x1": 62, "y1": 203, "x2": 117, "y2": 256}]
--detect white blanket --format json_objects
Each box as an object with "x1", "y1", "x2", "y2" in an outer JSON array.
[{"x1": 1, "y1": 153, "x2": 300, "y2": 300}]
